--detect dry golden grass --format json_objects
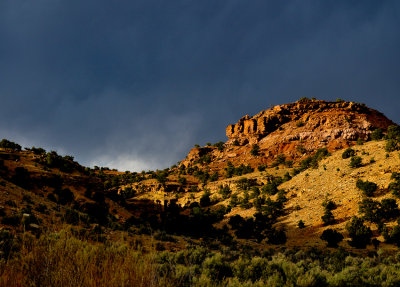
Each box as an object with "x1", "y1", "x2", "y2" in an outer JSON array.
[
  {"x1": 280, "y1": 140, "x2": 400, "y2": 249},
  {"x1": 0, "y1": 231, "x2": 173, "y2": 287}
]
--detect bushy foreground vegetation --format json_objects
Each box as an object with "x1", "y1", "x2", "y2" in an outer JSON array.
[
  {"x1": 2, "y1": 230, "x2": 400, "y2": 286},
  {"x1": 0, "y1": 230, "x2": 161, "y2": 287},
  {"x1": 3, "y1": 126, "x2": 400, "y2": 286}
]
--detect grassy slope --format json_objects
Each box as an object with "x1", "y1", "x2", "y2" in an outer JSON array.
[
  {"x1": 280, "y1": 140, "x2": 400, "y2": 249},
  {"x1": 134, "y1": 140, "x2": 400, "y2": 250}
]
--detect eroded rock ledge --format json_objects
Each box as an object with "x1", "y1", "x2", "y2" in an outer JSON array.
[{"x1": 226, "y1": 100, "x2": 392, "y2": 145}]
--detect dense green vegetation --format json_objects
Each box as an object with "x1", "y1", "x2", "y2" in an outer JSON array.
[
  {"x1": 320, "y1": 229, "x2": 343, "y2": 247},
  {"x1": 0, "y1": 139, "x2": 21, "y2": 151},
  {"x1": 321, "y1": 198, "x2": 337, "y2": 226},
  {"x1": 293, "y1": 148, "x2": 330, "y2": 174},
  {"x1": 356, "y1": 179, "x2": 378, "y2": 197},
  {"x1": 349, "y1": 156, "x2": 363, "y2": 168},
  {"x1": 359, "y1": 198, "x2": 399, "y2": 223},
  {"x1": 225, "y1": 161, "x2": 254, "y2": 178},
  {"x1": 371, "y1": 128, "x2": 384, "y2": 141},
  {"x1": 250, "y1": 144, "x2": 260, "y2": 156},
  {"x1": 2, "y1": 229, "x2": 400, "y2": 286},
  {"x1": 345, "y1": 217, "x2": 372, "y2": 249},
  {"x1": 385, "y1": 125, "x2": 400, "y2": 152},
  {"x1": 389, "y1": 172, "x2": 400, "y2": 198},
  {"x1": 341, "y1": 148, "x2": 355, "y2": 159}
]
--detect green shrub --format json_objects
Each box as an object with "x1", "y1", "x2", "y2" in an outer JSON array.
[
  {"x1": 200, "y1": 190, "x2": 211, "y2": 207},
  {"x1": 202, "y1": 253, "x2": 232, "y2": 282},
  {"x1": 0, "y1": 139, "x2": 21, "y2": 151},
  {"x1": 358, "y1": 199, "x2": 382, "y2": 223},
  {"x1": 349, "y1": 156, "x2": 362, "y2": 168},
  {"x1": 30, "y1": 146, "x2": 46, "y2": 155},
  {"x1": 322, "y1": 199, "x2": 336, "y2": 210},
  {"x1": 44, "y1": 151, "x2": 77, "y2": 173},
  {"x1": 272, "y1": 154, "x2": 286, "y2": 167},
  {"x1": 298, "y1": 97, "x2": 311, "y2": 103},
  {"x1": 283, "y1": 172, "x2": 292, "y2": 182},
  {"x1": 384, "y1": 225, "x2": 400, "y2": 246},
  {"x1": 285, "y1": 160, "x2": 293, "y2": 168},
  {"x1": 55, "y1": 188, "x2": 75, "y2": 205},
  {"x1": 385, "y1": 125, "x2": 400, "y2": 152},
  {"x1": 193, "y1": 170, "x2": 210, "y2": 184},
  {"x1": 239, "y1": 191, "x2": 252, "y2": 209},
  {"x1": 261, "y1": 182, "x2": 279, "y2": 195},
  {"x1": 80, "y1": 202, "x2": 109, "y2": 225},
  {"x1": 321, "y1": 209, "x2": 335, "y2": 226},
  {"x1": 210, "y1": 171, "x2": 219, "y2": 182},
  {"x1": 296, "y1": 144, "x2": 307, "y2": 154},
  {"x1": 178, "y1": 176, "x2": 187, "y2": 185},
  {"x1": 225, "y1": 162, "x2": 235, "y2": 178},
  {"x1": 249, "y1": 187, "x2": 260, "y2": 199},
  {"x1": 218, "y1": 185, "x2": 231, "y2": 199},
  {"x1": 213, "y1": 141, "x2": 225, "y2": 152},
  {"x1": 314, "y1": 148, "x2": 330, "y2": 160},
  {"x1": 380, "y1": 199, "x2": 399, "y2": 220},
  {"x1": 154, "y1": 231, "x2": 176, "y2": 242},
  {"x1": 389, "y1": 173, "x2": 400, "y2": 198},
  {"x1": 299, "y1": 157, "x2": 314, "y2": 169},
  {"x1": 342, "y1": 148, "x2": 355, "y2": 159},
  {"x1": 251, "y1": 144, "x2": 260, "y2": 156},
  {"x1": 298, "y1": 220, "x2": 305, "y2": 229},
  {"x1": 197, "y1": 154, "x2": 211, "y2": 165},
  {"x1": 225, "y1": 162, "x2": 254, "y2": 178},
  {"x1": 320, "y1": 229, "x2": 344, "y2": 247},
  {"x1": 386, "y1": 125, "x2": 400, "y2": 140},
  {"x1": 391, "y1": 172, "x2": 400, "y2": 181},
  {"x1": 267, "y1": 228, "x2": 287, "y2": 245},
  {"x1": 293, "y1": 148, "x2": 329, "y2": 174},
  {"x1": 371, "y1": 128, "x2": 383, "y2": 140},
  {"x1": 356, "y1": 179, "x2": 377, "y2": 196},
  {"x1": 346, "y1": 216, "x2": 372, "y2": 248},
  {"x1": 385, "y1": 139, "x2": 398, "y2": 152},
  {"x1": 236, "y1": 177, "x2": 257, "y2": 191},
  {"x1": 257, "y1": 164, "x2": 267, "y2": 171},
  {"x1": 229, "y1": 194, "x2": 239, "y2": 208},
  {"x1": 64, "y1": 208, "x2": 80, "y2": 225}
]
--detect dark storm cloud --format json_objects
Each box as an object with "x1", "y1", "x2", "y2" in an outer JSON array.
[{"x1": 0, "y1": 1, "x2": 399, "y2": 171}]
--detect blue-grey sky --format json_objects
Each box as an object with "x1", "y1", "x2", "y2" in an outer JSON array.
[{"x1": 1, "y1": 1, "x2": 399, "y2": 171}]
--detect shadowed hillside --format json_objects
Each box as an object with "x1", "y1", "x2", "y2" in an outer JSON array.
[{"x1": 2, "y1": 99, "x2": 400, "y2": 286}]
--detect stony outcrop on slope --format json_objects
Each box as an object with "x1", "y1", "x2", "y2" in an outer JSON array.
[
  {"x1": 180, "y1": 99, "x2": 396, "y2": 170},
  {"x1": 226, "y1": 100, "x2": 392, "y2": 144}
]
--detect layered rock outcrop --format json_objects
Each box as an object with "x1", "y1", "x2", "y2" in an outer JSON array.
[
  {"x1": 181, "y1": 99, "x2": 396, "y2": 170},
  {"x1": 226, "y1": 100, "x2": 392, "y2": 145}
]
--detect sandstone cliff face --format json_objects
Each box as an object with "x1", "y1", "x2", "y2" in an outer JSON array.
[
  {"x1": 226, "y1": 101, "x2": 392, "y2": 144},
  {"x1": 181, "y1": 100, "x2": 396, "y2": 170}
]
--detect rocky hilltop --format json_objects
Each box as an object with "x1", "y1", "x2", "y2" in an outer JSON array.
[{"x1": 181, "y1": 99, "x2": 395, "y2": 170}]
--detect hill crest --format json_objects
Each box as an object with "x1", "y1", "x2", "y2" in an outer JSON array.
[{"x1": 181, "y1": 99, "x2": 395, "y2": 171}]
